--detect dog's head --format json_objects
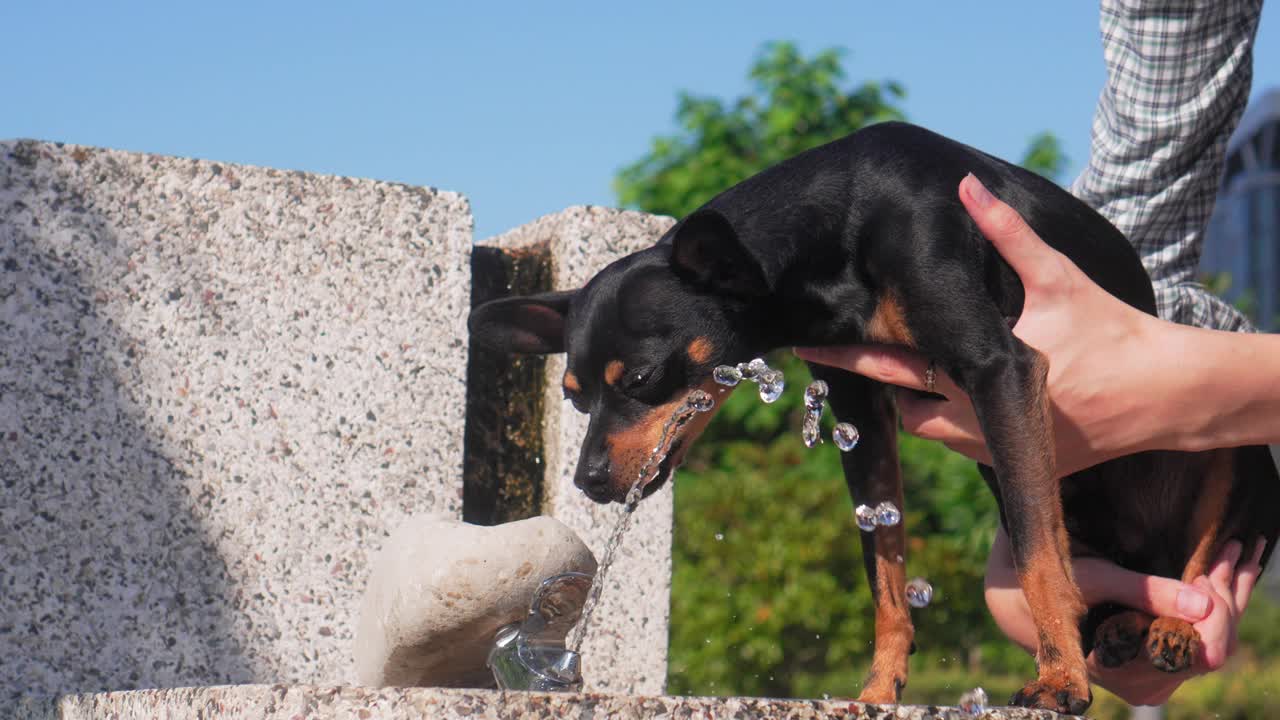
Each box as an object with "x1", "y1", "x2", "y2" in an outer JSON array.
[{"x1": 469, "y1": 209, "x2": 770, "y2": 503}]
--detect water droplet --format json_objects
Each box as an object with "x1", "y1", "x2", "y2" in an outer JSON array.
[
  {"x1": 874, "y1": 501, "x2": 901, "y2": 527},
  {"x1": 803, "y1": 380, "x2": 828, "y2": 410},
  {"x1": 738, "y1": 357, "x2": 768, "y2": 381},
  {"x1": 855, "y1": 504, "x2": 877, "y2": 532},
  {"x1": 833, "y1": 422, "x2": 859, "y2": 451},
  {"x1": 801, "y1": 408, "x2": 822, "y2": 448},
  {"x1": 957, "y1": 687, "x2": 988, "y2": 716},
  {"x1": 714, "y1": 532, "x2": 724, "y2": 541},
  {"x1": 758, "y1": 370, "x2": 785, "y2": 403},
  {"x1": 686, "y1": 390, "x2": 715, "y2": 412},
  {"x1": 906, "y1": 577, "x2": 933, "y2": 608},
  {"x1": 713, "y1": 365, "x2": 742, "y2": 387}
]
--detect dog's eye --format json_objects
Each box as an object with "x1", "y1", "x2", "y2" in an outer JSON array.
[{"x1": 623, "y1": 368, "x2": 654, "y2": 392}]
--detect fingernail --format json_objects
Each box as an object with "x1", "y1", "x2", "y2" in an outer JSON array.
[
  {"x1": 1177, "y1": 587, "x2": 1210, "y2": 618},
  {"x1": 964, "y1": 173, "x2": 995, "y2": 209}
]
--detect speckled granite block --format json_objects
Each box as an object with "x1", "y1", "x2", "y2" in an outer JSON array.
[
  {"x1": 480, "y1": 207, "x2": 677, "y2": 695},
  {"x1": 43, "y1": 686, "x2": 1083, "y2": 720},
  {"x1": 0, "y1": 140, "x2": 472, "y2": 701}
]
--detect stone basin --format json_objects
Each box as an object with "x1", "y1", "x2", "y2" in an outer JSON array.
[{"x1": 32, "y1": 686, "x2": 1080, "y2": 720}]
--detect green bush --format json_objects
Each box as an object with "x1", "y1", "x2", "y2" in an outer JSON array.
[{"x1": 668, "y1": 353, "x2": 1033, "y2": 701}]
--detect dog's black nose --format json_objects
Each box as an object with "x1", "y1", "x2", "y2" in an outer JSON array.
[{"x1": 576, "y1": 459, "x2": 614, "y2": 504}]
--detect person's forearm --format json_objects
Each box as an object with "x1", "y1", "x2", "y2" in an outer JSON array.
[{"x1": 1153, "y1": 322, "x2": 1280, "y2": 453}]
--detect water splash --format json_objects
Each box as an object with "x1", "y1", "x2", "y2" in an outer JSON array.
[
  {"x1": 874, "y1": 501, "x2": 901, "y2": 527},
  {"x1": 803, "y1": 380, "x2": 827, "y2": 409},
  {"x1": 832, "y1": 422, "x2": 860, "y2": 451},
  {"x1": 738, "y1": 357, "x2": 767, "y2": 382},
  {"x1": 717, "y1": 358, "x2": 786, "y2": 403},
  {"x1": 757, "y1": 369, "x2": 785, "y2": 403},
  {"x1": 906, "y1": 577, "x2": 933, "y2": 608},
  {"x1": 801, "y1": 380, "x2": 827, "y2": 448},
  {"x1": 568, "y1": 389, "x2": 715, "y2": 652},
  {"x1": 713, "y1": 365, "x2": 742, "y2": 387},
  {"x1": 957, "y1": 687, "x2": 988, "y2": 717},
  {"x1": 854, "y1": 501, "x2": 901, "y2": 531},
  {"x1": 854, "y1": 504, "x2": 877, "y2": 532}
]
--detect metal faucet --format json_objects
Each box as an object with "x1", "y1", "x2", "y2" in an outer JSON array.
[{"x1": 487, "y1": 572, "x2": 592, "y2": 692}]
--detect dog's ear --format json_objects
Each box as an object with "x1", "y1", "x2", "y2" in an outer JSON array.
[
  {"x1": 669, "y1": 208, "x2": 768, "y2": 298},
  {"x1": 468, "y1": 289, "x2": 575, "y2": 354}
]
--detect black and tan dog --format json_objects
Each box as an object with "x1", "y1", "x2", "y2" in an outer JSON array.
[{"x1": 468, "y1": 121, "x2": 1279, "y2": 713}]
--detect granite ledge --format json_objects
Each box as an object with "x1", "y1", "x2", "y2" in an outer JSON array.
[{"x1": 29, "y1": 686, "x2": 1082, "y2": 720}]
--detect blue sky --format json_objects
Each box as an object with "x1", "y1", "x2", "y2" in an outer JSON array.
[{"x1": 4, "y1": 2, "x2": 1278, "y2": 238}]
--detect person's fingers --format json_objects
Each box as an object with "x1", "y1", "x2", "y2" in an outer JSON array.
[
  {"x1": 1072, "y1": 558, "x2": 1212, "y2": 622},
  {"x1": 958, "y1": 173, "x2": 1071, "y2": 291},
  {"x1": 1192, "y1": 576, "x2": 1233, "y2": 671},
  {"x1": 1208, "y1": 540, "x2": 1244, "y2": 608},
  {"x1": 1234, "y1": 539, "x2": 1267, "y2": 612},
  {"x1": 895, "y1": 392, "x2": 986, "y2": 455},
  {"x1": 794, "y1": 345, "x2": 961, "y2": 396}
]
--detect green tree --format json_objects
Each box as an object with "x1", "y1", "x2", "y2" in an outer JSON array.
[{"x1": 614, "y1": 41, "x2": 1065, "y2": 702}]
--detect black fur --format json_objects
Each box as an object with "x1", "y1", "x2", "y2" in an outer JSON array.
[{"x1": 469, "y1": 121, "x2": 1280, "y2": 710}]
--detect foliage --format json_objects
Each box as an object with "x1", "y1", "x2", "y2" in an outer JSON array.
[
  {"x1": 615, "y1": 42, "x2": 906, "y2": 219},
  {"x1": 668, "y1": 353, "x2": 1033, "y2": 701},
  {"x1": 1020, "y1": 132, "x2": 1069, "y2": 182}
]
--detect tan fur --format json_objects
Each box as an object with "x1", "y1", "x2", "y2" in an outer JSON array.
[
  {"x1": 867, "y1": 291, "x2": 916, "y2": 347},
  {"x1": 686, "y1": 336, "x2": 714, "y2": 364},
  {"x1": 603, "y1": 379, "x2": 732, "y2": 496},
  {"x1": 563, "y1": 371, "x2": 581, "y2": 394},
  {"x1": 604, "y1": 360, "x2": 625, "y2": 386}
]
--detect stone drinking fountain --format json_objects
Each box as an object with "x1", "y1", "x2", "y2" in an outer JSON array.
[{"x1": 1, "y1": 141, "x2": 1077, "y2": 719}]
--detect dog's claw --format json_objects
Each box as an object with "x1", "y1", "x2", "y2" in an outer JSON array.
[{"x1": 1011, "y1": 679, "x2": 1091, "y2": 715}]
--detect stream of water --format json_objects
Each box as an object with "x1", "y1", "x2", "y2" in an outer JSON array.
[{"x1": 566, "y1": 389, "x2": 715, "y2": 653}]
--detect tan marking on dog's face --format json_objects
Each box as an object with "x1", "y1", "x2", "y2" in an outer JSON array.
[
  {"x1": 602, "y1": 379, "x2": 734, "y2": 497},
  {"x1": 867, "y1": 290, "x2": 916, "y2": 348},
  {"x1": 604, "y1": 360, "x2": 625, "y2": 386},
  {"x1": 563, "y1": 371, "x2": 581, "y2": 394},
  {"x1": 686, "y1": 337, "x2": 714, "y2": 364}
]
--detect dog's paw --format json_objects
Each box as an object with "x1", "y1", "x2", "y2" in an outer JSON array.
[
  {"x1": 1147, "y1": 617, "x2": 1201, "y2": 673},
  {"x1": 1010, "y1": 676, "x2": 1092, "y2": 715},
  {"x1": 1093, "y1": 610, "x2": 1152, "y2": 668},
  {"x1": 856, "y1": 671, "x2": 905, "y2": 705}
]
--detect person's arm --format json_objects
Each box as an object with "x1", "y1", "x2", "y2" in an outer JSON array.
[
  {"x1": 1071, "y1": 1, "x2": 1262, "y2": 333},
  {"x1": 796, "y1": 174, "x2": 1280, "y2": 475}
]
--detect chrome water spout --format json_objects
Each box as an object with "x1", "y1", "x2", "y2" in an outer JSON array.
[{"x1": 486, "y1": 571, "x2": 592, "y2": 691}]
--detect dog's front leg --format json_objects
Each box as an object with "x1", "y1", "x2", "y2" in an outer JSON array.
[{"x1": 812, "y1": 365, "x2": 913, "y2": 704}]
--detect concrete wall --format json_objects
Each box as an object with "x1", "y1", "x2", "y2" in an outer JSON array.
[
  {"x1": 0, "y1": 140, "x2": 471, "y2": 699},
  {"x1": 1, "y1": 142, "x2": 678, "y2": 706},
  {"x1": 478, "y1": 207, "x2": 677, "y2": 695}
]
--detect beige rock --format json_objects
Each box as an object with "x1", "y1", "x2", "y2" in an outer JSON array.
[{"x1": 354, "y1": 515, "x2": 597, "y2": 688}]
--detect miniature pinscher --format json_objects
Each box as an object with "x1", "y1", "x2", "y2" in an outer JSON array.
[{"x1": 468, "y1": 122, "x2": 1279, "y2": 713}]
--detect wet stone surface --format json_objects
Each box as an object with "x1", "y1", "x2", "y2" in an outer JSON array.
[{"x1": 45, "y1": 685, "x2": 1088, "y2": 720}]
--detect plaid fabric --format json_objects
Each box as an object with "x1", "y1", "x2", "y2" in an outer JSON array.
[{"x1": 1070, "y1": 0, "x2": 1264, "y2": 332}]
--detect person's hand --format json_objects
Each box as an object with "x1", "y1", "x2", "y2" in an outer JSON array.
[
  {"x1": 984, "y1": 529, "x2": 1267, "y2": 706},
  {"x1": 795, "y1": 173, "x2": 1174, "y2": 477}
]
